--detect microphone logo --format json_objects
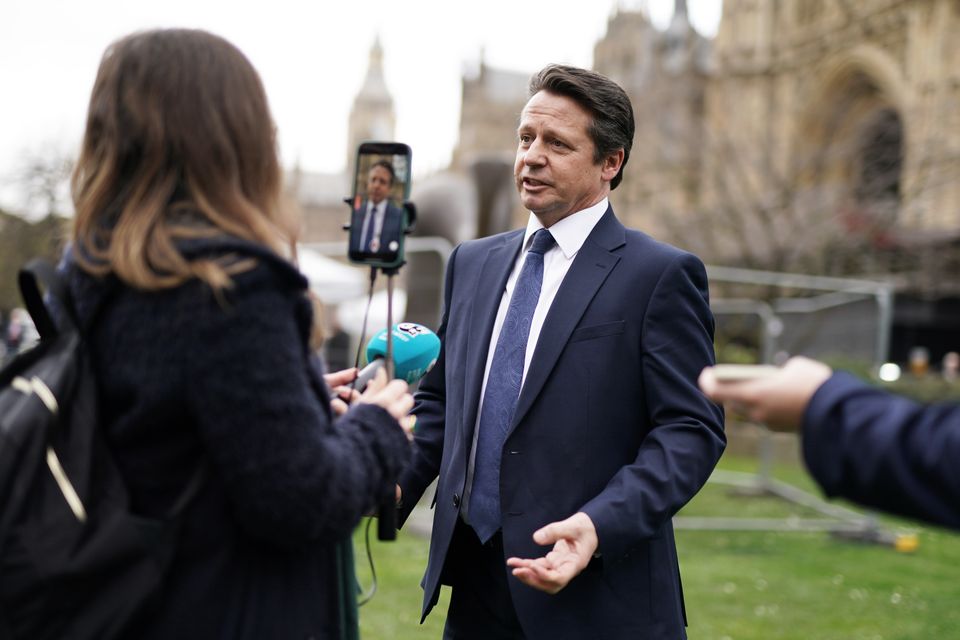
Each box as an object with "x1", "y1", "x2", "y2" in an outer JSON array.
[
  {"x1": 364, "y1": 323, "x2": 441, "y2": 385},
  {"x1": 396, "y1": 322, "x2": 431, "y2": 338}
]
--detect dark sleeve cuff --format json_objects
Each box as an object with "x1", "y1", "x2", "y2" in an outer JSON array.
[{"x1": 800, "y1": 371, "x2": 864, "y2": 496}]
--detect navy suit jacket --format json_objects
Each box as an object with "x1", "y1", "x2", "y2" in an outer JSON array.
[
  {"x1": 350, "y1": 200, "x2": 404, "y2": 254},
  {"x1": 803, "y1": 372, "x2": 960, "y2": 529},
  {"x1": 398, "y1": 207, "x2": 726, "y2": 638}
]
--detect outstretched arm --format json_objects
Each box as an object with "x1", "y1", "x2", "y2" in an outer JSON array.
[
  {"x1": 701, "y1": 357, "x2": 960, "y2": 529},
  {"x1": 698, "y1": 356, "x2": 832, "y2": 430}
]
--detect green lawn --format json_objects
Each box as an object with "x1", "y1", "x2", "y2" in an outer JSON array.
[
  {"x1": 353, "y1": 453, "x2": 960, "y2": 638},
  {"x1": 353, "y1": 521, "x2": 449, "y2": 638},
  {"x1": 677, "y1": 456, "x2": 960, "y2": 639}
]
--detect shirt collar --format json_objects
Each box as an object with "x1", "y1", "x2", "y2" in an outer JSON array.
[{"x1": 522, "y1": 197, "x2": 608, "y2": 259}]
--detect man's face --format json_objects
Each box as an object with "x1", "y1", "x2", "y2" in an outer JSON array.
[
  {"x1": 366, "y1": 165, "x2": 393, "y2": 205},
  {"x1": 514, "y1": 90, "x2": 622, "y2": 227}
]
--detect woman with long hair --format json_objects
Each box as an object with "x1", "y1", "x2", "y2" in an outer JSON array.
[{"x1": 64, "y1": 28, "x2": 412, "y2": 638}]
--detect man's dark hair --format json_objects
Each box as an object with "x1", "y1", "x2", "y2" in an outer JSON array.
[
  {"x1": 528, "y1": 64, "x2": 635, "y2": 190},
  {"x1": 370, "y1": 159, "x2": 396, "y2": 186}
]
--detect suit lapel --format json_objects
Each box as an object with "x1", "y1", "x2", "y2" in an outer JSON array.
[
  {"x1": 461, "y1": 231, "x2": 524, "y2": 442},
  {"x1": 510, "y1": 208, "x2": 625, "y2": 432}
]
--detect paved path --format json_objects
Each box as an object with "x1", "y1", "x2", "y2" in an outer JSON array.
[{"x1": 403, "y1": 505, "x2": 434, "y2": 538}]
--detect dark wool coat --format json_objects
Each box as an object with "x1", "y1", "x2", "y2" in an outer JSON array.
[{"x1": 66, "y1": 238, "x2": 409, "y2": 639}]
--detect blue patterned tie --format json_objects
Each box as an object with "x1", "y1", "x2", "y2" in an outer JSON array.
[
  {"x1": 469, "y1": 229, "x2": 556, "y2": 543},
  {"x1": 361, "y1": 204, "x2": 376, "y2": 251}
]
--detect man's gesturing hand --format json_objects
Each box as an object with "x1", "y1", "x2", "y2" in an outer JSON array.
[{"x1": 506, "y1": 512, "x2": 598, "y2": 594}]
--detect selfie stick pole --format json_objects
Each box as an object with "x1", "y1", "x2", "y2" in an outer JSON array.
[
  {"x1": 374, "y1": 264, "x2": 401, "y2": 541},
  {"x1": 384, "y1": 270, "x2": 396, "y2": 380},
  {"x1": 346, "y1": 200, "x2": 417, "y2": 543}
]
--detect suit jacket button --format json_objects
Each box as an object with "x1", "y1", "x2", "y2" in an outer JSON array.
[{"x1": 453, "y1": 493, "x2": 461, "y2": 507}]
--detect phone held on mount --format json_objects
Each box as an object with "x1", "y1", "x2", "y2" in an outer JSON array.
[
  {"x1": 711, "y1": 364, "x2": 779, "y2": 382},
  {"x1": 347, "y1": 141, "x2": 412, "y2": 269}
]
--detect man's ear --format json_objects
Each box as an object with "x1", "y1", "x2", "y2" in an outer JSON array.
[{"x1": 600, "y1": 149, "x2": 625, "y2": 182}]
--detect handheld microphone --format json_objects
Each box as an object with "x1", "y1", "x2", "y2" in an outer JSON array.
[
  {"x1": 355, "y1": 322, "x2": 441, "y2": 390},
  {"x1": 356, "y1": 322, "x2": 440, "y2": 540}
]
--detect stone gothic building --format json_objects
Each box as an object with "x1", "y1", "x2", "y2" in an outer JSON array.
[
  {"x1": 448, "y1": 2, "x2": 712, "y2": 241},
  {"x1": 697, "y1": 0, "x2": 960, "y2": 281},
  {"x1": 593, "y1": 0, "x2": 710, "y2": 242},
  {"x1": 292, "y1": 1, "x2": 960, "y2": 358},
  {"x1": 452, "y1": 1, "x2": 960, "y2": 286},
  {"x1": 292, "y1": 37, "x2": 397, "y2": 244},
  {"x1": 697, "y1": 0, "x2": 960, "y2": 360},
  {"x1": 449, "y1": 0, "x2": 960, "y2": 360}
]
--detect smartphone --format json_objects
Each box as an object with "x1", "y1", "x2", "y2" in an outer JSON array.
[
  {"x1": 711, "y1": 364, "x2": 779, "y2": 381},
  {"x1": 347, "y1": 141, "x2": 412, "y2": 269}
]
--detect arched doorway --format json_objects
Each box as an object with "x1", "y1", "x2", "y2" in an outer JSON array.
[
  {"x1": 796, "y1": 52, "x2": 907, "y2": 273},
  {"x1": 854, "y1": 107, "x2": 903, "y2": 229}
]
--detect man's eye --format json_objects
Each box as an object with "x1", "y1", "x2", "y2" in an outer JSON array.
[{"x1": 519, "y1": 134, "x2": 532, "y2": 144}]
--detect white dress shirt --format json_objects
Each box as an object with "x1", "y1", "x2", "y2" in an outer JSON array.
[
  {"x1": 481, "y1": 197, "x2": 608, "y2": 394},
  {"x1": 462, "y1": 197, "x2": 609, "y2": 518}
]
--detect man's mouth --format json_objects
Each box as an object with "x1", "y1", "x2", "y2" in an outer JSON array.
[{"x1": 521, "y1": 177, "x2": 549, "y2": 190}]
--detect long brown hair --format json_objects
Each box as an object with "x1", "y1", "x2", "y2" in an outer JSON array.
[{"x1": 71, "y1": 28, "x2": 298, "y2": 290}]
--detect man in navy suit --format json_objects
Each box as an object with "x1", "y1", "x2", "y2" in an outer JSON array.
[
  {"x1": 700, "y1": 356, "x2": 960, "y2": 530},
  {"x1": 397, "y1": 64, "x2": 726, "y2": 638},
  {"x1": 351, "y1": 160, "x2": 404, "y2": 256}
]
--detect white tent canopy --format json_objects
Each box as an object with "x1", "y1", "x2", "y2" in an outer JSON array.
[
  {"x1": 296, "y1": 245, "x2": 368, "y2": 305},
  {"x1": 335, "y1": 288, "x2": 408, "y2": 341}
]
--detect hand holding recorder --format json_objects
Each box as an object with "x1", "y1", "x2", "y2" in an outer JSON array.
[{"x1": 699, "y1": 357, "x2": 833, "y2": 430}]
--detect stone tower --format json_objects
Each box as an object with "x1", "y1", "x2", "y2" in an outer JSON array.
[
  {"x1": 347, "y1": 36, "x2": 397, "y2": 171},
  {"x1": 451, "y1": 57, "x2": 530, "y2": 235},
  {"x1": 593, "y1": 1, "x2": 709, "y2": 239}
]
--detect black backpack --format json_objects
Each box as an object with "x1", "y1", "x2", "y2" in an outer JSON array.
[{"x1": 0, "y1": 259, "x2": 203, "y2": 640}]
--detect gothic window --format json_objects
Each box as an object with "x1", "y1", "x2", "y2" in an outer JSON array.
[
  {"x1": 856, "y1": 109, "x2": 902, "y2": 201},
  {"x1": 855, "y1": 108, "x2": 903, "y2": 219}
]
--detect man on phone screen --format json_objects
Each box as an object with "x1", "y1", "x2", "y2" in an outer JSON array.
[{"x1": 352, "y1": 160, "x2": 404, "y2": 255}]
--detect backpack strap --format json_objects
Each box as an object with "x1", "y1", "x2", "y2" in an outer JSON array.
[
  {"x1": 18, "y1": 258, "x2": 79, "y2": 340},
  {"x1": 19, "y1": 257, "x2": 208, "y2": 519}
]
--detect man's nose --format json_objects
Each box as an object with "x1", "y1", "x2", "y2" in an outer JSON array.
[{"x1": 523, "y1": 139, "x2": 547, "y2": 166}]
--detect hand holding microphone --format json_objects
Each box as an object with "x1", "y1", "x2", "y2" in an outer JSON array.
[
  {"x1": 354, "y1": 322, "x2": 441, "y2": 390},
  {"x1": 351, "y1": 363, "x2": 414, "y2": 542},
  {"x1": 355, "y1": 368, "x2": 415, "y2": 438},
  {"x1": 328, "y1": 321, "x2": 440, "y2": 419},
  {"x1": 325, "y1": 368, "x2": 360, "y2": 416},
  {"x1": 353, "y1": 322, "x2": 441, "y2": 540},
  {"x1": 355, "y1": 322, "x2": 441, "y2": 440}
]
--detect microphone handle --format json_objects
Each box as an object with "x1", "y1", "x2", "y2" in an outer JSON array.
[
  {"x1": 356, "y1": 356, "x2": 398, "y2": 539},
  {"x1": 377, "y1": 489, "x2": 397, "y2": 540},
  {"x1": 354, "y1": 358, "x2": 385, "y2": 391}
]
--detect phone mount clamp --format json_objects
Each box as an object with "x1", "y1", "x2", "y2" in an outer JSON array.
[{"x1": 342, "y1": 199, "x2": 418, "y2": 541}]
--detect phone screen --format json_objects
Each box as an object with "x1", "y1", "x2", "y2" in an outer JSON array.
[{"x1": 348, "y1": 141, "x2": 412, "y2": 268}]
